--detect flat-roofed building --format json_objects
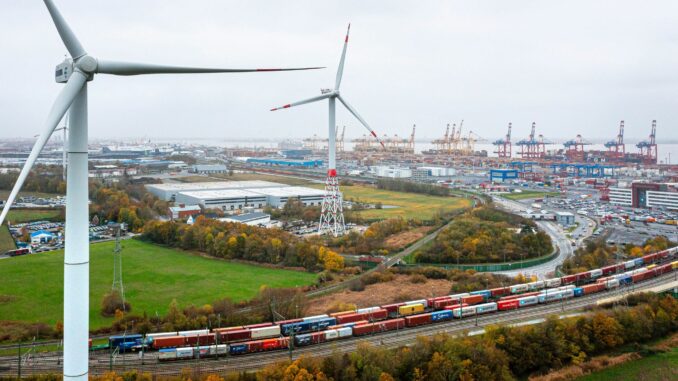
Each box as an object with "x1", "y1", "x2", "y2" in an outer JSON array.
[
  {"x1": 146, "y1": 180, "x2": 288, "y2": 201},
  {"x1": 219, "y1": 212, "x2": 271, "y2": 226},
  {"x1": 252, "y1": 186, "x2": 326, "y2": 208},
  {"x1": 608, "y1": 187, "x2": 632, "y2": 207},
  {"x1": 176, "y1": 189, "x2": 267, "y2": 211}
]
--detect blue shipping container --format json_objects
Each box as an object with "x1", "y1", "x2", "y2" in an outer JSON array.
[
  {"x1": 109, "y1": 334, "x2": 143, "y2": 350},
  {"x1": 281, "y1": 317, "x2": 336, "y2": 336},
  {"x1": 294, "y1": 334, "x2": 313, "y2": 347},
  {"x1": 634, "y1": 258, "x2": 644, "y2": 266},
  {"x1": 573, "y1": 288, "x2": 584, "y2": 297},
  {"x1": 470, "y1": 290, "x2": 491, "y2": 300},
  {"x1": 431, "y1": 310, "x2": 453, "y2": 322},
  {"x1": 619, "y1": 275, "x2": 632, "y2": 285},
  {"x1": 229, "y1": 343, "x2": 248, "y2": 355}
]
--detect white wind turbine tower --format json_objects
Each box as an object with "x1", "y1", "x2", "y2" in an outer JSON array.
[
  {"x1": 270, "y1": 24, "x2": 384, "y2": 237},
  {"x1": 0, "y1": 1, "x2": 322, "y2": 379}
]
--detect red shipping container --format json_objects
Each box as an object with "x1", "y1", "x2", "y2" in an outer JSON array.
[
  {"x1": 246, "y1": 340, "x2": 264, "y2": 353},
  {"x1": 381, "y1": 303, "x2": 405, "y2": 315},
  {"x1": 561, "y1": 275, "x2": 577, "y2": 284},
  {"x1": 219, "y1": 329, "x2": 251, "y2": 343},
  {"x1": 184, "y1": 333, "x2": 215, "y2": 346},
  {"x1": 578, "y1": 272, "x2": 592, "y2": 280},
  {"x1": 581, "y1": 283, "x2": 605, "y2": 295},
  {"x1": 214, "y1": 326, "x2": 243, "y2": 333},
  {"x1": 499, "y1": 291, "x2": 540, "y2": 301},
  {"x1": 261, "y1": 338, "x2": 288, "y2": 351},
  {"x1": 444, "y1": 303, "x2": 468, "y2": 311},
  {"x1": 310, "y1": 332, "x2": 326, "y2": 345},
  {"x1": 244, "y1": 322, "x2": 273, "y2": 329},
  {"x1": 490, "y1": 287, "x2": 510, "y2": 297},
  {"x1": 336, "y1": 309, "x2": 388, "y2": 324},
  {"x1": 601, "y1": 265, "x2": 617, "y2": 276},
  {"x1": 152, "y1": 336, "x2": 186, "y2": 350},
  {"x1": 352, "y1": 319, "x2": 405, "y2": 336},
  {"x1": 426, "y1": 296, "x2": 451, "y2": 307},
  {"x1": 461, "y1": 295, "x2": 484, "y2": 305},
  {"x1": 405, "y1": 313, "x2": 432, "y2": 327},
  {"x1": 497, "y1": 300, "x2": 519, "y2": 311},
  {"x1": 433, "y1": 298, "x2": 457, "y2": 310}
]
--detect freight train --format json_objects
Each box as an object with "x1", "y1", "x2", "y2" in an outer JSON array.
[{"x1": 102, "y1": 247, "x2": 677, "y2": 361}]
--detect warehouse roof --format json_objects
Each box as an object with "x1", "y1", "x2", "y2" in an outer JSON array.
[
  {"x1": 146, "y1": 180, "x2": 288, "y2": 192},
  {"x1": 179, "y1": 189, "x2": 267, "y2": 200},
  {"x1": 251, "y1": 186, "x2": 325, "y2": 198},
  {"x1": 221, "y1": 212, "x2": 270, "y2": 223}
]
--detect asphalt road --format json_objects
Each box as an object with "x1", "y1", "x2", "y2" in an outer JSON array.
[{"x1": 491, "y1": 196, "x2": 586, "y2": 278}]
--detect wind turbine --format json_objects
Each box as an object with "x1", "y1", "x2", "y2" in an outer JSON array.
[
  {"x1": 0, "y1": 1, "x2": 321, "y2": 379},
  {"x1": 270, "y1": 24, "x2": 383, "y2": 237}
]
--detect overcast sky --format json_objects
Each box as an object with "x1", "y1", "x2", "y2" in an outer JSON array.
[{"x1": 0, "y1": 1, "x2": 676, "y2": 143}]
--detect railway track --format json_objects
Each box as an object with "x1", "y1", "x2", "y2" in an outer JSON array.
[{"x1": 2, "y1": 272, "x2": 675, "y2": 377}]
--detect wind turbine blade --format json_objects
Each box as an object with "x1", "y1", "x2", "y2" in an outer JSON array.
[
  {"x1": 96, "y1": 60, "x2": 323, "y2": 76},
  {"x1": 336, "y1": 95, "x2": 384, "y2": 148},
  {"x1": 0, "y1": 72, "x2": 87, "y2": 226},
  {"x1": 334, "y1": 24, "x2": 351, "y2": 90},
  {"x1": 43, "y1": 0, "x2": 87, "y2": 59},
  {"x1": 270, "y1": 93, "x2": 331, "y2": 111}
]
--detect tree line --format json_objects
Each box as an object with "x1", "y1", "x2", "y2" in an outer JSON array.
[
  {"x1": 561, "y1": 236, "x2": 673, "y2": 274},
  {"x1": 376, "y1": 178, "x2": 450, "y2": 197},
  {"x1": 0, "y1": 165, "x2": 66, "y2": 194},
  {"x1": 141, "y1": 217, "x2": 344, "y2": 272},
  {"x1": 416, "y1": 206, "x2": 552, "y2": 264}
]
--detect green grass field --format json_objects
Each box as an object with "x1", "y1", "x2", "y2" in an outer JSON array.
[
  {"x1": 0, "y1": 225, "x2": 15, "y2": 253},
  {"x1": 6, "y1": 209, "x2": 63, "y2": 223},
  {"x1": 337, "y1": 185, "x2": 472, "y2": 220},
  {"x1": 502, "y1": 190, "x2": 560, "y2": 201},
  {"x1": 0, "y1": 240, "x2": 317, "y2": 329},
  {"x1": 576, "y1": 348, "x2": 678, "y2": 380}
]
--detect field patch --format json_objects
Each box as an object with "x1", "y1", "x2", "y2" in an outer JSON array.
[
  {"x1": 335, "y1": 185, "x2": 472, "y2": 220},
  {"x1": 0, "y1": 239, "x2": 317, "y2": 329},
  {"x1": 6, "y1": 209, "x2": 62, "y2": 223},
  {"x1": 0, "y1": 225, "x2": 15, "y2": 253}
]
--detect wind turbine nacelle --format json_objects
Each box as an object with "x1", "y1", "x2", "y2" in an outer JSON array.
[{"x1": 55, "y1": 58, "x2": 74, "y2": 83}]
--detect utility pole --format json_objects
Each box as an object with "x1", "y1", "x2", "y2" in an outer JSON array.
[{"x1": 111, "y1": 225, "x2": 126, "y2": 309}]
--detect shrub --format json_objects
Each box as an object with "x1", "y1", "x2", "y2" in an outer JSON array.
[{"x1": 101, "y1": 290, "x2": 131, "y2": 317}]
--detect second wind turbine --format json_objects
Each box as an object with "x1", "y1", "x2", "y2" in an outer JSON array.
[{"x1": 271, "y1": 24, "x2": 384, "y2": 237}]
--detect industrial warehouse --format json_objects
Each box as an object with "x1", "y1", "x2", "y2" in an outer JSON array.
[{"x1": 146, "y1": 181, "x2": 326, "y2": 211}]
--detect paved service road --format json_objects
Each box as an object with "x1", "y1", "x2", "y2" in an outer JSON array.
[{"x1": 491, "y1": 196, "x2": 585, "y2": 278}]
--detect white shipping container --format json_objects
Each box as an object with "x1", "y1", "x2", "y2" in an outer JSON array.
[
  {"x1": 176, "y1": 347, "x2": 193, "y2": 359},
  {"x1": 453, "y1": 306, "x2": 477, "y2": 318},
  {"x1": 337, "y1": 327, "x2": 352, "y2": 338},
  {"x1": 209, "y1": 344, "x2": 228, "y2": 356},
  {"x1": 303, "y1": 314, "x2": 329, "y2": 322},
  {"x1": 251, "y1": 325, "x2": 281, "y2": 339},
  {"x1": 589, "y1": 269, "x2": 603, "y2": 278},
  {"x1": 545, "y1": 278, "x2": 562, "y2": 288},
  {"x1": 527, "y1": 281, "x2": 545, "y2": 290},
  {"x1": 356, "y1": 307, "x2": 381, "y2": 314},
  {"x1": 158, "y1": 349, "x2": 177, "y2": 360},
  {"x1": 178, "y1": 329, "x2": 209, "y2": 337},
  {"x1": 510, "y1": 284, "x2": 528, "y2": 294},
  {"x1": 405, "y1": 299, "x2": 428, "y2": 308},
  {"x1": 624, "y1": 260, "x2": 636, "y2": 269},
  {"x1": 324, "y1": 330, "x2": 339, "y2": 340},
  {"x1": 448, "y1": 293, "x2": 470, "y2": 300}
]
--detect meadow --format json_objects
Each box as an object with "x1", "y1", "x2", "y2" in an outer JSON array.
[
  {"x1": 0, "y1": 240, "x2": 317, "y2": 329},
  {"x1": 337, "y1": 185, "x2": 472, "y2": 220}
]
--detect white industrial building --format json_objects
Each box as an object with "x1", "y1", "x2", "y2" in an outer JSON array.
[
  {"x1": 146, "y1": 181, "x2": 287, "y2": 201},
  {"x1": 416, "y1": 167, "x2": 456, "y2": 177},
  {"x1": 176, "y1": 189, "x2": 268, "y2": 211},
  {"x1": 254, "y1": 186, "x2": 326, "y2": 208},
  {"x1": 646, "y1": 190, "x2": 678, "y2": 210},
  {"x1": 608, "y1": 187, "x2": 632, "y2": 207},
  {"x1": 372, "y1": 166, "x2": 412, "y2": 178},
  {"x1": 220, "y1": 212, "x2": 271, "y2": 226}
]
